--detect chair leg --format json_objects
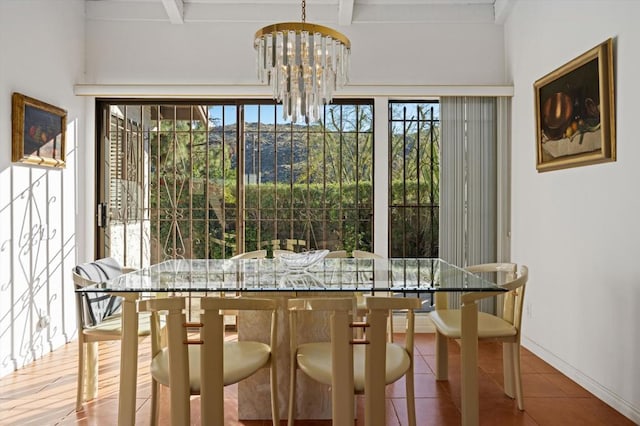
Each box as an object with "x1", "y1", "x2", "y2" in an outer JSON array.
[
  {"x1": 512, "y1": 343, "x2": 524, "y2": 410},
  {"x1": 270, "y1": 359, "x2": 279, "y2": 426},
  {"x1": 387, "y1": 310, "x2": 394, "y2": 343},
  {"x1": 405, "y1": 365, "x2": 417, "y2": 426},
  {"x1": 434, "y1": 330, "x2": 449, "y2": 380},
  {"x1": 85, "y1": 341, "x2": 99, "y2": 401},
  {"x1": 76, "y1": 339, "x2": 85, "y2": 410},
  {"x1": 502, "y1": 342, "x2": 515, "y2": 398},
  {"x1": 150, "y1": 378, "x2": 160, "y2": 426},
  {"x1": 287, "y1": 362, "x2": 297, "y2": 426}
]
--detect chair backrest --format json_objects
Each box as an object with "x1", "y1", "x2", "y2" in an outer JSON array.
[
  {"x1": 272, "y1": 249, "x2": 294, "y2": 258},
  {"x1": 362, "y1": 296, "x2": 421, "y2": 419},
  {"x1": 140, "y1": 296, "x2": 278, "y2": 426},
  {"x1": 500, "y1": 265, "x2": 528, "y2": 333},
  {"x1": 324, "y1": 250, "x2": 348, "y2": 258},
  {"x1": 73, "y1": 257, "x2": 125, "y2": 327},
  {"x1": 288, "y1": 297, "x2": 356, "y2": 421},
  {"x1": 230, "y1": 249, "x2": 267, "y2": 260},
  {"x1": 465, "y1": 263, "x2": 528, "y2": 330},
  {"x1": 465, "y1": 262, "x2": 517, "y2": 281},
  {"x1": 352, "y1": 250, "x2": 384, "y2": 259},
  {"x1": 461, "y1": 262, "x2": 515, "y2": 314}
]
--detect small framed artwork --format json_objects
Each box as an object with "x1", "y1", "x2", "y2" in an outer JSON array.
[
  {"x1": 534, "y1": 38, "x2": 615, "y2": 172},
  {"x1": 12, "y1": 92, "x2": 67, "y2": 168}
]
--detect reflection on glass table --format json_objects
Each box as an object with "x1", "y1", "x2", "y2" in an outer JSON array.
[{"x1": 86, "y1": 257, "x2": 501, "y2": 294}]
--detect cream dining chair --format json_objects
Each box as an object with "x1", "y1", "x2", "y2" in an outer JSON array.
[
  {"x1": 287, "y1": 296, "x2": 421, "y2": 426},
  {"x1": 72, "y1": 257, "x2": 152, "y2": 410},
  {"x1": 230, "y1": 249, "x2": 267, "y2": 259},
  {"x1": 430, "y1": 263, "x2": 529, "y2": 410},
  {"x1": 324, "y1": 249, "x2": 348, "y2": 258},
  {"x1": 140, "y1": 296, "x2": 279, "y2": 426},
  {"x1": 272, "y1": 249, "x2": 295, "y2": 258},
  {"x1": 351, "y1": 249, "x2": 382, "y2": 259}
]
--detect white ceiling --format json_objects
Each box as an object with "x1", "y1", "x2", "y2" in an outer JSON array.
[{"x1": 85, "y1": 0, "x2": 512, "y2": 25}]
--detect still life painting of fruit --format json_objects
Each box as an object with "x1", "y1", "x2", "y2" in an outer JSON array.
[
  {"x1": 12, "y1": 92, "x2": 67, "y2": 168},
  {"x1": 534, "y1": 38, "x2": 615, "y2": 172},
  {"x1": 23, "y1": 105, "x2": 64, "y2": 159}
]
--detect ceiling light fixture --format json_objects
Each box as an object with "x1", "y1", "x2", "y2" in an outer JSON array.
[{"x1": 254, "y1": 0, "x2": 351, "y2": 124}]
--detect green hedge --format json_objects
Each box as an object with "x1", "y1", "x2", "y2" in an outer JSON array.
[{"x1": 151, "y1": 179, "x2": 437, "y2": 258}]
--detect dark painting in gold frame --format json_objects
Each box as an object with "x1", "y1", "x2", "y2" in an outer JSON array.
[
  {"x1": 12, "y1": 92, "x2": 66, "y2": 168},
  {"x1": 534, "y1": 38, "x2": 615, "y2": 172}
]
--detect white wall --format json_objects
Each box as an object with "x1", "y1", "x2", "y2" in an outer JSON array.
[
  {"x1": 0, "y1": 0, "x2": 86, "y2": 377},
  {"x1": 84, "y1": 20, "x2": 505, "y2": 86},
  {"x1": 506, "y1": 0, "x2": 640, "y2": 422}
]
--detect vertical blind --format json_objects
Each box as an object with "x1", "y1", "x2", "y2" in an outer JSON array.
[{"x1": 439, "y1": 96, "x2": 500, "y2": 311}]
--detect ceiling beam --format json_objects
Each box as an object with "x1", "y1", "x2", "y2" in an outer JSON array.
[
  {"x1": 86, "y1": 2, "x2": 497, "y2": 25},
  {"x1": 161, "y1": 0, "x2": 184, "y2": 24},
  {"x1": 338, "y1": 0, "x2": 355, "y2": 26}
]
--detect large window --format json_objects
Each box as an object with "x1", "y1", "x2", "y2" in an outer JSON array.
[
  {"x1": 388, "y1": 101, "x2": 440, "y2": 258},
  {"x1": 242, "y1": 102, "x2": 374, "y2": 255},
  {"x1": 97, "y1": 100, "x2": 374, "y2": 265}
]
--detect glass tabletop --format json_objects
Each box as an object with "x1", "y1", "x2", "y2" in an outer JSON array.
[{"x1": 75, "y1": 258, "x2": 505, "y2": 294}]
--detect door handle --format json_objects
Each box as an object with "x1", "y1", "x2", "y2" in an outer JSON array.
[{"x1": 97, "y1": 203, "x2": 107, "y2": 228}]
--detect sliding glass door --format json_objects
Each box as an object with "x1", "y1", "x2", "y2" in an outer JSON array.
[{"x1": 95, "y1": 100, "x2": 374, "y2": 266}]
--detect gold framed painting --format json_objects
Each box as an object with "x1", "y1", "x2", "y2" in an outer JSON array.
[
  {"x1": 534, "y1": 38, "x2": 615, "y2": 172},
  {"x1": 12, "y1": 92, "x2": 67, "y2": 168}
]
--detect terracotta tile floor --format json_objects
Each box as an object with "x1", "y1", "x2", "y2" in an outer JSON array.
[{"x1": 0, "y1": 333, "x2": 633, "y2": 425}]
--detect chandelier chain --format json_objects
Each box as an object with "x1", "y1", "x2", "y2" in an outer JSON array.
[{"x1": 301, "y1": 0, "x2": 306, "y2": 23}]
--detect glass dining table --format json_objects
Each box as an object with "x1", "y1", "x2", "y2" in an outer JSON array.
[{"x1": 76, "y1": 257, "x2": 505, "y2": 426}]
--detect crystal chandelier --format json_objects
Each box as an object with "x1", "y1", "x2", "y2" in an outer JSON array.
[{"x1": 254, "y1": 0, "x2": 351, "y2": 123}]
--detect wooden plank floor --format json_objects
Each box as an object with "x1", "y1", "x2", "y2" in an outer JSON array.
[{"x1": 0, "y1": 333, "x2": 633, "y2": 425}]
